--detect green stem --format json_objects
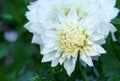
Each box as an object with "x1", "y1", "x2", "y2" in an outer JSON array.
[{"x1": 79, "y1": 61, "x2": 89, "y2": 81}]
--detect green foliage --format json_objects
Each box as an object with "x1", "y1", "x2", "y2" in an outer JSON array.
[
  {"x1": 100, "y1": 33, "x2": 120, "y2": 81},
  {"x1": 112, "y1": 0, "x2": 120, "y2": 32},
  {"x1": 115, "y1": 31, "x2": 120, "y2": 44},
  {"x1": 0, "y1": 43, "x2": 8, "y2": 59},
  {"x1": 112, "y1": 18, "x2": 120, "y2": 31}
]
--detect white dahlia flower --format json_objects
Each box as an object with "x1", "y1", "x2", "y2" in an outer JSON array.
[
  {"x1": 25, "y1": 8, "x2": 106, "y2": 76},
  {"x1": 25, "y1": 0, "x2": 119, "y2": 76},
  {"x1": 25, "y1": 0, "x2": 119, "y2": 40}
]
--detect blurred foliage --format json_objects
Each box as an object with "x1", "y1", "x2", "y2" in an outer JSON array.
[
  {"x1": 0, "y1": 0, "x2": 120, "y2": 81},
  {"x1": 100, "y1": 34, "x2": 120, "y2": 81}
]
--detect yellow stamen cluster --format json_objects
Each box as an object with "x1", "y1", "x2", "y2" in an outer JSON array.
[{"x1": 58, "y1": 27, "x2": 89, "y2": 53}]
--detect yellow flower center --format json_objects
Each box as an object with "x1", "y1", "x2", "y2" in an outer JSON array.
[{"x1": 58, "y1": 27, "x2": 89, "y2": 53}]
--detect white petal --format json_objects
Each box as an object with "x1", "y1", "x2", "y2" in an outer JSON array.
[
  {"x1": 59, "y1": 56, "x2": 66, "y2": 65},
  {"x1": 104, "y1": 8, "x2": 119, "y2": 22},
  {"x1": 25, "y1": 10, "x2": 39, "y2": 22},
  {"x1": 91, "y1": 34, "x2": 104, "y2": 42},
  {"x1": 26, "y1": 5, "x2": 46, "y2": 23},
  {"x1": 84, "y1": 46, "x2": 99, "y2": 57},
  {"x1": 94, "y1": 38, "x2": 106, "y2": 45},
  {"x1": 72, "y1": 54, "x2": 78, "y2": 64},
  {"x1": 24, "y1": 22, "x2": 33, "y2": 33},
  {"x1": 63, "y1": 59, "x2": 76, "y2": 76},
  {"x1": 109, "y1": 23, "x2": 117, "y2": 32},
  {"x1": 97, "y1": 22, "x2": 113, "y2": 36},
  {"x1": 51, "y1": 58, "x2": 59, "y2": 67},
  {"x1": 44, "y1": 30, "x2": 58, "y2": 38},
  {"x1": 80, "y1": 50, "x2": 93, "y2": 67},
  {"x1": 72, "y1": 49, "x2": 78, "y2": 57},
  {"x1": 111, "y1": 32, "x2": 117, "y2": 41},
  {"x1": 97, "y1": 22, "x2": 117, "y2": 41},
  {"x1": 55, "y1": 50, "x2": 61, "y2": 58},
  {"x1": 27, "y1": 1, "x2": 37, "y2": 10},
  {"x1": 82, "y1": 13, "x2": 102, "y2": 30},
  {"x1": 32, "y1": 34, "x2": 43, "y2": 44},
  {"x1": 67, "y1": 7, "x2": 78, "y2": 26},
  {"x1": 41, "y1": 34, "x2": 57, "y2": 48},
  {"x1": 84, "y1": 44, "x2": 106, "y2": 57},
  {"x1": 87, "y1": 41, "x2": 94, "y2": 45},
  {"x1": 42, "y1": 52, "x2": 55, "y2": 62},
  {"x1": 101, "y1": 0, "x2": 116, "y2": 8},
  {"x1": 58, "y1": 12, "x2": 67, "y2": 25},
  {"x1": 93, "y1": 44, "x2": 106, "y2": 54},
  {"x1": 37, "y1": 0, "x2": 51, "y2": 10},
  {"x1": 24, "y1": 22, "x2": 44, "y2": 34},
  {"x1": 109, "y1": 23, "x2": 117, "y2": 41},
  {"x1": 62, "y1": 52, "x2": 72, "y2": 59},
  {"x1": 41, "y1": 46, "x2": 57, "y2": 54}
]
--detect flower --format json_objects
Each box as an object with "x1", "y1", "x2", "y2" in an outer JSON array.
[
  {"x1": 25, "y1": 0, "x2": 119, "y2": 42},
  {"x1": 25, "y1": 0, "x2": 100, "y2": 22},
  {"x1": 25, "y1": 8, "x2": 106, "y2": 76},
  {"x1": 41, "y1": 9, "x2": 106, "y2": 76},
  {"x1": 98, "y1": 0, "x2": 119, "y2": 22},
  {"x1": 95, "y1": 0, "x2": 119, "y2": 41},
  {"x1": 25, "y1": 0, "x2": 118, "y2": 76}
]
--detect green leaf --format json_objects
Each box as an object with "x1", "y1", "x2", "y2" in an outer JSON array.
[
  {"x1": 13, "y1": 41, "x2": 36, "y2": 77},
  {"x1": 97, "y1": 75, "x2": 107, "y2": 81},
  {"x1": 100, "y1": 34, "x2": 120, "y2": 79},
  {"x1": 112, "y1": 18, "x2": 120, "y2": 32},
  {"x1": 0, "y1": 67, "x2": 8, "y2": 81},
  {"x1": 107, "y1": 75, "x2": 120, "y2": 81},
  {"x1": 115, "y1": 31, "x2": 120, "y2": 44},
  {"x1": 112, "y1": 18, "x2": 120, "y2": 25},
  {"x1": 116, "y1": 0, "x2": 120, "y2": 9}
]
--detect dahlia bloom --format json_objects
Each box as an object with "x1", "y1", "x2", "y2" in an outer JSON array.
[
  {"x1": 25, "y1": 0, "x2": 119, "y2": 40},
  {"x1": 25, "y1": 0, "x2": 119, "y2": 76}
]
